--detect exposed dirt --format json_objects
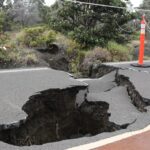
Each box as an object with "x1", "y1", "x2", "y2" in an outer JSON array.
[
  {"x1": 80, "y1": 64, "x2": 117, "y2": 78},
  {"x1": 115, "y1": 69, "x2": 149, "y2": 112},
  {"x1": 35, "y1": 44, "x2": 69, "y2": 71},
  {"x1": 0, "y1": 85, "x2": 133, "y2": 146},
  {"x1": 0, "y1": 44, "x2": 69, "y2": 72}
]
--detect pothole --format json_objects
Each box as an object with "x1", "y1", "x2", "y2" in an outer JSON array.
[{"x1": 0, "y1": 86, "x2": 134, "y2": 146}]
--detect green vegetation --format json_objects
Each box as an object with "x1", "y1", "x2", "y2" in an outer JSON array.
[
  {"x1": 49, "y1": 0, "x2": 135, "y2": 48},
  {"x1": 132, "y1": 31, "x2": 140, "y2": 41},
  {"x1": 107, "y1": 41, "x2": 133, "y2": 61},
  {"x1": 17, "y1": 26, "x2": 56, "y2": 48},
  {"x1": 0, "y1": 47, "x2": 38, "y2": 67},
  {"x1": 0, "y1": 10, "x2": 5, "y2": 32},
  {"x1": 55, "y1": 34, "x2": 85, "y2": 73},
  {"x1": 83, "y1": 47, "x2": 112, "y2": 64},
  {"x1": 0, "y1": 0, "x2": 142, "y2": 73},
  {"x1": 0, "y1": 33, "x2": 9, "y2": 45},
  {"x1": 0, "y1": 48, "x2": 10, "y2": 63}
]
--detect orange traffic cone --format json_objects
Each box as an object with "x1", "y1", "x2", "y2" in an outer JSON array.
[{"x1": 131, "y1": 15, "x2": 150, "y2": 68}]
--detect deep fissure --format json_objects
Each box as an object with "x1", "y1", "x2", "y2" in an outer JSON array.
[
  {"x1": 0, "y1": 85, "x2": 134, "y2": 146},
  {"x1": 115, "y1": 69, "x2": 150, "y2": 112}
]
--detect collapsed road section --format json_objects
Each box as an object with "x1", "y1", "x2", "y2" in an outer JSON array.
[
  {"x1": 1, "y1": 63, "x2": 150, "y2": 149},
  {"x1": 0, "y1": 68, "x2": 132, "y2": 146},
  {"x1": 104, "y1": 62, "x2": 150, "y2": 112}
]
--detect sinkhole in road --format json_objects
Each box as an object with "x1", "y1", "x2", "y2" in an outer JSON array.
[{"x1": 0, "y1": 86, "x2": 132, "y2": 146}]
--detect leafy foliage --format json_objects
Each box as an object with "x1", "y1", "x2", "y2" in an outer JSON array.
[
  {"x1": 0, "y1": 0, "x2": 137, "y2": 71},
  {"x1": 0, "y1": 48, "x2": 10, "y2": 63},
  {"x1": 0, "y1": 0, "x2": 5, "y2": 8},
  {"x1": 55, "y1": 34, "x2": 84, "y2": 73},
  {"x1": 0, "y1": 10, "x2": 5, "y2": 32},
  {"x1": 141, "y1": 0, "x2": 150, "y2": 19},
  {"x1": 17, "y1": 26, "x2": 56, "y2": 48},
  {"x1": 0, "y1": 46, "x2": 38, "y2": 67},
  {"x1": 83, "y1": 47, "x2": 112, "y2": 64},
  {"x1": 0, "y1": 33, "x2": 9, "y2": 45},
  {"x1": 49, "y1": 0, "x2": 134, "y2": 48},
  {"x1": 107, "y1": 41, "x2": 133, "y2": 61}
]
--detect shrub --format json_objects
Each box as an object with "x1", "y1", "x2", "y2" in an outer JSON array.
[
  {"x1": 86, "y1": 47, "x2": 111, "y2": 63},
  {"x1": 0, "y1": 33, "x2": 9, "y2": 45},
  {"x1": 8, "y1": 50, "x2": 21, "y2": 60},
  {"x1": 0, "y1": 47, "x2": 21, "y2": 65},
  {"x1": 0, "y1": 48, "x2": 10, "y2": 63},
  {"x1": 70, "y1": 51, "x2": 86, "y2": 74},
  {"x1": 17, "y1": 26, "x2": 56, "y2": 48},
  {"x1": 14, "y1": 49, "x2": 39, "y2": 65},
  {"x1": 56, "y1": 34, "x2": 81, "y2": 54},
  {"x1": 80, "y1": 47, "x2": 112, "y2": 77},
  {"x1": 144, "y1": 56, "x2": 150, "y2": 60},
  {"x1": 83, "y1": 47, "x2": 112, "y2": 65},
  {"x1": 107, "y1": 41, "x2": 132, "y2": 61},
  {"x1": 132, "y1": 31, "x2": 140, "y2": 40},
  {"x1": 45, "y1": 30, "x2": 57, "y2": 47},
  {"x1": 24, "y1": 53, "x2": 38, "y2": 65},
  {"x1": 68, "y1": 28, "x2": 106, "y2": 48},
  {"x1": 0, "y1": 47, "x2": 39, "y2": 67},
  {"x1": 55, "y1": 34, "x2": 84, "y2": 73},
  {"x1": 0, "y1": 10, "x2": 5, "y2": 32}
]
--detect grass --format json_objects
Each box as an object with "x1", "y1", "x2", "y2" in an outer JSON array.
[
  {"x1": 132, "y1": 31, "x2": 140, "y2": 41},
  {"x1": 0, "y1": 26, "x2": 137, "y2": 72},
  {"x1": 107, "y1": 41, "x2": 133, "y2": 62},
  {"x1": 0, "y1": 47, "x2": 38, "y2": 67}
]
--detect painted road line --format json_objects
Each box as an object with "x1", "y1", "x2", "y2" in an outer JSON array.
[
  {"x1": 0, "y1": 68, "x2": 50, "y2": 73},
  {"x1": 104, "y1": 60, "x2": 150, "y2": 65},
  {"x1": 67, "y1": 124, "x2": 150, "y2": 150}
]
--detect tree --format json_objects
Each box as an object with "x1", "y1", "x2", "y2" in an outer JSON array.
[
  {"x1": 140, "y1": 0, "x2": 150, "y2": 20},
  {"x1": 49, "y1": 0, "x2": 134, "y2": 47},
  {"x1": 29, "y1": 0, "x2": 45, "y2": 22},
  {"x1": 5, "y1": 0, "x2": 13, "y2": 8},
  {"x1": 0, "y1": 0, "x2": 5, "y2": 8},
  {"x1": 0, "y1": 10, "x2": 5, "y2": 32},
  {"x1": 9, "y1": 0, "x2": 42, "y2": 26},
  {"x1": 140, "y1": 0, "x2": 150, "y2": 39},
  {"x1": 31, "y1": 0, "x2": 45, "y2": 9}
]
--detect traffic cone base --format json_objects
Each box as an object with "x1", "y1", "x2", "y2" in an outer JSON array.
[{"x1": 131, "y1": 63, "x2": 150, "y2": 68}]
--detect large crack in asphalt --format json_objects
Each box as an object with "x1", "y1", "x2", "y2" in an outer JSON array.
[
  {"x1": 96, "y1": 64, "x2": 150, "y2": 112},
  {"x1": 0, "y1": 83, "x2": 134, "y2": 146},
  {"x1": 1, "y1": 64, "x2": 148, "y2": 147},
  {"x1": 115, "y1": 69, "x2": 150, "y2": 112},
  {"x1": 87, "y1": 64, "x2": 117, "y2": 78}
]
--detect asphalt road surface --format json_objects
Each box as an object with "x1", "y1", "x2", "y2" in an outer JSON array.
[{"x1": 0, "y1": 63, "x2": 150, "y2": 150}]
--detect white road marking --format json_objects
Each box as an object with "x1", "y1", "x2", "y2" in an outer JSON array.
[
  {"x1": 77, "y1": 77, "x2": 104, "y2": 82},
  {"x1": 1, "y1": 64, "x2": 150, "y2": 150},
  {"x1": 0, "y1": 68, "x2": 50, "y2": 73},
  {"x1": 104, "y1": 60, "x2": 150, "y2": 65},
  {"x1": 67, "y1": 125, "x2": 150, "y2": 150}
]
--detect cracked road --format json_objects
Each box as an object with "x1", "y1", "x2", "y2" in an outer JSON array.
[{"x1": 1, "y1": 61, "x2": 150, "y2": 150}]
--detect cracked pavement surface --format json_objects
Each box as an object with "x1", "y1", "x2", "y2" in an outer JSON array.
[
  {"x1": 1, "y1": 61, "x2": 150, "y2": 150},
  {"x1": 0, "y1": 68, "x2": 87, "y2": 125}
]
